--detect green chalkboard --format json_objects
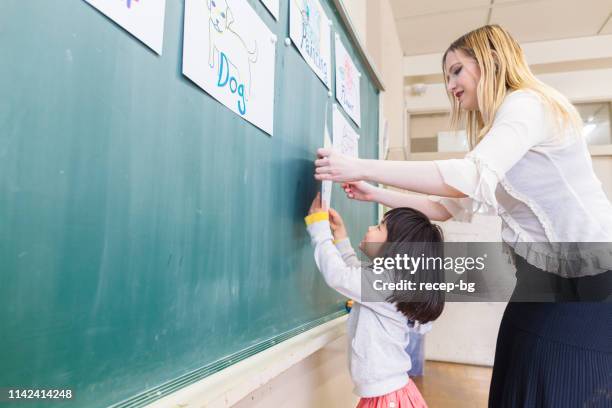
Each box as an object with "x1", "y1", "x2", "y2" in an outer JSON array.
[{"x1": 0, "y1": 0, "x2": 379, "y2": 406}]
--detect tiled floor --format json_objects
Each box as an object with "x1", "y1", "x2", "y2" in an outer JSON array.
[{"x1": 412, "y1": 361, "x2": 493, "y2": 408}]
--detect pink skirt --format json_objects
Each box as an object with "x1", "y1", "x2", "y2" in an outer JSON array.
[{"x1": 356, "y1": 380, "x2": 428, "y2": 408}]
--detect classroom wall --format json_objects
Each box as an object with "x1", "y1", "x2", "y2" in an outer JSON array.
[
  {"x1": 405, "y1": 68, "x2": 612, "y2": 112},
  {"x1": 232, "y1": 336, "x2": 358, "y2": 408},
  {"x1": 426, "y1": 215, "x2": 508, "y2": 366},
  {"x1": 342, "y1": 0, "x2": 367, "y2": 44},
  {"x1": 366, "y1": 0, "x2": 406, "y2": 156}
]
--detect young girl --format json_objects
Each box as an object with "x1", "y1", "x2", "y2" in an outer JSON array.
[
  {"x1": 314, "y1": 24, "x2": 612, "y2": 407},
  {"x1": 305, "y1": 192, "x2": 444, "y2": 408}
]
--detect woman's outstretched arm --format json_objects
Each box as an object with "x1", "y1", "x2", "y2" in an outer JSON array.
[
  {"x1": 315, "y1": 149, "x2": 467, "y2": 198},
  {"x1": 316, "y1": 91, "x2": 552, "y2": 200}
]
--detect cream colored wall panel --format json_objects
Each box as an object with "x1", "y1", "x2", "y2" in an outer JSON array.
[
  {"x1": 233, "y1": 337, "x2": 358, "y2": 408},
  {"x1": 405, "y1": 82, "x2": 451, "y2": 113},
  {"x1": 490, "y1": 0, "x2": 612, "y2": 42},
  {"x1": 404, "y1": 35, "x2": 612, "y2": 77},
  {"x1": 405, "y1": 69, "x2": 612, "y2": 113},
  {"x1": 601, "y1": 14, "x2": 612, "y2": 34},
  {"x1": 494, "y1": 0, "x2": 545, "y2": 3},
  {"x1": 374, "y1": 1, "x2": 407, "y2": 150},
  {"x1": 341, "y1": 0, "x2": 367, "y2": 44},
  {"x1": 541, "y1": 68, "x2": 612, "y2": 102},
  {"x1": 426, "y1": 302, "x2": 507, "y2": 366},
  {"x1": 396, "y1": 9, "x2": 488, "y2": 55},
  {"x1": 592, "y1": 157, "x2": 612, "y2": 201},
  {"x1": 390, "y1": 0, "x2": 489, "y2": 19},
  {"x1": 410, "y1": 112, "x2": 451, "y2": 139}
]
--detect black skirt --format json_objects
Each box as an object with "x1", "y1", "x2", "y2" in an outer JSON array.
[{"x1": 488, "y1": 257, "x2": 612, "y2": 408}]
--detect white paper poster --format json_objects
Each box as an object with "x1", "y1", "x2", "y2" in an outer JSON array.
[
  {"x1": 321, "y1": 114, "x2": 333, "y2": 209},
  {"x1": 335, "y1": 35, "x2": 361, "y2": 127},
  {"x1": 380, "y1": 119, "x2": 389, "y2": 159},
  {"x1": 289, "y1": 0, "x2": 332, "y2": 89},
  {"x1": 333, "y1": 105, "x2": 359, "y2": 158},
  {"x1": 183, "y1": 0, "x2": 277, "y2": 136},
  {"x1": 260, "y1": 0, "x2": 279, "y2": 20},
  {"x1": 85, "y1": 0, "x2": 166, "y2": 55}
]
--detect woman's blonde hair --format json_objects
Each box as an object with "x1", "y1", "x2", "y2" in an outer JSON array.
[{"x1": 442, "y1": 24, "x2": 582, "y2": 148}]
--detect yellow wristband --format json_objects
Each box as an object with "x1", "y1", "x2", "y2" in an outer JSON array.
[{"x1": 304, "y1": 211, "x2": 329, "y2": 225}]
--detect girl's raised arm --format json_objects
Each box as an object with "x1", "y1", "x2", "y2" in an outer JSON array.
[{"x1": 342, "y1": 181, "x2": 452, "y2": 221}]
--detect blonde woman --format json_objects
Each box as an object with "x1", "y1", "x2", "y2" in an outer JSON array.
[{"x1": 315, "y1": 25, "x2": 612, "y2": 407}]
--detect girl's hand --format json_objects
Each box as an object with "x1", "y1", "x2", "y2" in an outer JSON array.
[
  {"x1": 328, "y1": 208, "x2": 348, "y2": 241},
  {"x1": 308, "y1": 192, "x2": 324, "y2": 215},
  {"x1": 342, "y1": 181, "x2": 378, "y2": 202},
  {"x1": 314, "y1": 148, "x2": 364, "y2": 182}
]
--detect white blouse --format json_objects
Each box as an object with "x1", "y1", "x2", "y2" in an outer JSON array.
[{"x1": 429, "y1": 90, "x2": 612, "y2": 277}]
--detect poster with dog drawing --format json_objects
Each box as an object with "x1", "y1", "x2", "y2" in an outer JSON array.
[
  {"x1": 332, "y1": 104, "x2": 359, "y2": 159},
  {"x1": 183, "y1": 0, "x2": 277, "y2": 136},
  {"x1": 289, "y1": 0, "x2": 331, "y2": 89},
  {"x1": 84, "y1": 0, "x2": 166, "y2": 55},
  {"x1": 335, "y1": 35, "x2": 361, "y2": 127},
  {"x1": 260, "y1": 0, "x2": 279, "y2": 20}
]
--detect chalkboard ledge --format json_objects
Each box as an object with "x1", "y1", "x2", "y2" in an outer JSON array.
[{"x1": 147, "y1": 315, "x2": 348, "y2": 407}]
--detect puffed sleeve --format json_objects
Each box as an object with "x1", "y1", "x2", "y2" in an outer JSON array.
[{"x1": 430, "y1": 90, "x2": 551, "y2": 222}]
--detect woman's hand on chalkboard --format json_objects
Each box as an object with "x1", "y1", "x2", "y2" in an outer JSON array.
[
  {"x1": 308, "y1": 192, "x2": 324, "y2": 215},
  {"x1": 328, "y1": 208, "x2": 348, "y2": 241},
  {"x1": 314, "y1": 148, "x2": 362, "y2": 182},
  {"x1": 342, "y1": 181, "x2": 377, "y2": 202}
]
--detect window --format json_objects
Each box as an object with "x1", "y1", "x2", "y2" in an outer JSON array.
[
  {"x1": 574, "y1": 101, "x2": 612, "y2": 145},
  {"x1": 408, "y1": 101, "x2": 612, "y2": 154},
  {"x1": 409, "y1": 112, "x2": 467, "y2": 153}
]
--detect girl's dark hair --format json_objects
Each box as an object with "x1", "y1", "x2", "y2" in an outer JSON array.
[{"x1": 380, "y1": 207, "x2": 445, "y2": 324}]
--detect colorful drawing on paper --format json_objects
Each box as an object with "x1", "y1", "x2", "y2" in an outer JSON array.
[
  {"x1": 85, "y1": 0, "x2": 166, "y2": 54},
  {"x1": 183, "y1": 0, "x2": 277, "y2": 136},
  {"x1": 335, "y1": 35, "x2": 361, "y2": 127},
  {"x1": 333, "y1": 104, "x2": 359, "y2": 159},
  {"x1": 260, "y1": 0, "x2": 279, "y2": 20},
  {"x1": 207, "y1": 0, "x2": 259, "y2": 104},
  {"x1": 289, "y1": 0, "x2": 331, "y2": 89}
]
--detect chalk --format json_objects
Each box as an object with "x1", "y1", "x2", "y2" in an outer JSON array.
[{"x1": 284, "y1": 38, "x2": 291, "y2": 46}]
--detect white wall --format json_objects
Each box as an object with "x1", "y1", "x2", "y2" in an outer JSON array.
[
  {"x1": 341, "y1": 0, "x2": 367, "y2": 45},
  {"x1": 405, "y1": 68, "x2": 612, "y2": 112},
  {"x1": 233, "y1": 337, "x2": 357, "y2": 408},
  {"x1": 425, "y1": 215, "x2": 510, "y2": 366},
  {"x1": 404, "y1": 35, "x2": 612, "y2": 77},
  {"x1": 425, "y1": 302, "x2": 507, "y2": 366},
  {"x1": 362, "y1": 0, "x2": 406, "y2": 153}
]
